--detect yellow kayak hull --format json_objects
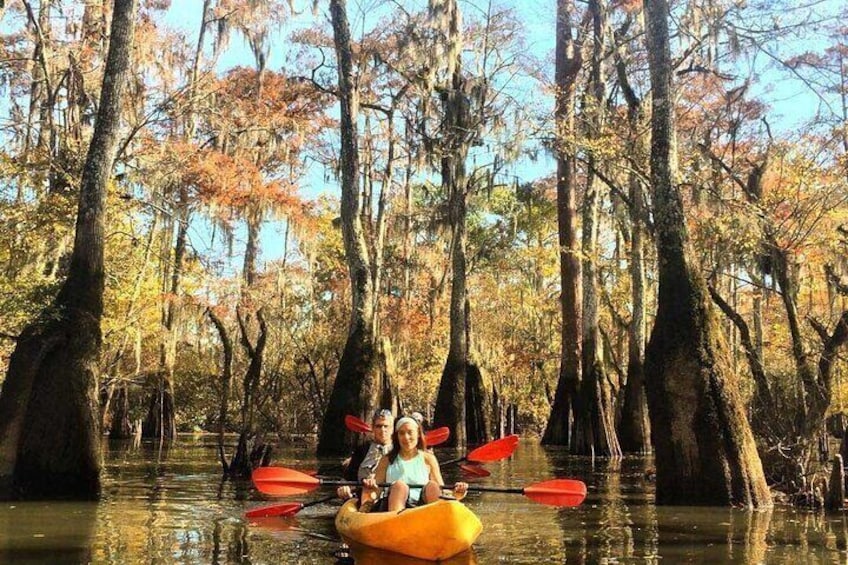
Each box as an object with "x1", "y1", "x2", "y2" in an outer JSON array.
[{"x1": 335, "y1": 499, "x2": 483, "y2": 561}]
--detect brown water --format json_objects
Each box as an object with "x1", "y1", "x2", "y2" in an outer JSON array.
[{"x1": 0, "y1": 436, "x2": 846, "y2": 564}]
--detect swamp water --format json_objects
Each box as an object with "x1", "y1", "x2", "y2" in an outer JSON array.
[{"x1": 0, "y1": 436, "x2": 846, "y2": 563}]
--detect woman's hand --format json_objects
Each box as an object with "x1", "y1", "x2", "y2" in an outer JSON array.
[
  {"x1": 453, "y1": 481, "x2": 468, "y2": 501},
  {"x1": 337, "y1": 485, "x2": 353, "y2": 500},
  {"x1": 362, "y1": 477, "x2": 377, "y2": 489}
]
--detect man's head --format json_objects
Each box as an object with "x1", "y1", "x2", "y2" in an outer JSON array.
[{"x1": 371, "y1": 408, "x2": 393, "y2": 446}]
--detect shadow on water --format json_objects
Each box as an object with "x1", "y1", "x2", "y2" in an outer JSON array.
[{"x1": 2, "y1": 435, "x2": 848, "y2": 563}]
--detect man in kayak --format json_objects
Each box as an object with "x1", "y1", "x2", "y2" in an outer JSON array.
[
  {"x1": 336, "y1": 408, "x2": 394, "y2": 503},
  {"x1": 364, "y1": 416, "x2": 468, "y2": 512}
]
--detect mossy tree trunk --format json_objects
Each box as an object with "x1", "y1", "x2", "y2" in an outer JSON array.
[
  {"x1": 318, "y1": 0, "x2": 386, "y2": 455},
  {"x1": 642, "y1": 0, "x2": 771, "y2": 507},
  {"x1": 434, "y1": 0, "x2": 471, "y2": 448},
  {"x1": 0, "y1": 0, "x2": 137, "y2": 499},
  {"x1": 543, "y1": 0, "x2": 583, "y2": 447}
]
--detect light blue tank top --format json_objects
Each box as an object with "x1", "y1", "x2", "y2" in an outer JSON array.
[{"x1": 386, "y1": 451, "x2": 429, "y2": 503}]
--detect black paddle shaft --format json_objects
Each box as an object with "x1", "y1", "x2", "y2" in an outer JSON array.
[{"x1": 317, "y1": 478, "x2": 524, "y2": 494}]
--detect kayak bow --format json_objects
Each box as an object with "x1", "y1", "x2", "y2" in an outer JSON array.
[{"x1": 335, "y1": 499, "x2": 483, "y2": 561}]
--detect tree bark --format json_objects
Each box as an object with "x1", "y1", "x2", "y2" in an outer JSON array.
[
  {"x1": 642, "y1": 0, "x2": 770, "y2": 507},
  {"x1": 207, "y1": 308, "x2": 233, "y2": 472},
  {"x1": 543, "y1": 0, "x2": 583, "y2": 447},
  {"x1": 0, "y1": 0, "x2": 137, "y2": 499},
  {"x1": 318, "y1": 0, "x2": 384, "y2": 456},
  {"x1": 465, "y1": 362, "x2": 493, "y2": 444},
  {"x1": 572, "y1": 0, "x2": 620, "y2": 458},
  {"x1": 434, "y1": 0, "x2": 471, "y2": 447},
  {"x1": 143, "y1": 195, "x2": 186, "y2": 442},
  {"x1": 228, "y1": 308, "x2": 269, "y2": 477},
  {"x1": 615, "y1": 23, "x2": 651, "y2": 454},
  {"x1": 108, "y1": 385, "x2": 132, "y2": 440}
]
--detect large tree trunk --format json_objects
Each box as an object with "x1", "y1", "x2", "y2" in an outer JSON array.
[
  {"x1": 433, "y1": 139, "x2": 469, "y2": 447},
  {"x1": 543, "y1": 0, "x2": 583, "y2": 447},
  {"x1": 318, "y1": 0, "x2": 383, "y2": 456},
  {"x1": 0, "y1": 0, "x2": 137, "y2": 499},
  {"x1": 433, "y1": 0, "x2": 471, "y2": 448},
  {"x1": 615, "y1": 31, "x2": 651, "y2": 454},
  {"x1": 642, "y1": 0, "x2": 770, "y2": 508}
]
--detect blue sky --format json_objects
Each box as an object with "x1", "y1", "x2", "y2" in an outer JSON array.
[{"x1": 1, "y1": 0, "x2": 842, "y2": 271}]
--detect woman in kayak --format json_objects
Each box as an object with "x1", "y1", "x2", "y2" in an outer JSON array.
[{"x1": 362, "y1": 416, "x2": 468, "y2": 512}]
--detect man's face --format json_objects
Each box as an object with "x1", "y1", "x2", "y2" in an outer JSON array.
[{"x1": 371, "y1": 416, "x2": 392, "y2": 446}]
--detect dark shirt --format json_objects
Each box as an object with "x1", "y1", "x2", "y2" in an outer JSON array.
[{"x1": 343, "y1": 443, "x2": 372, "y2": 482}]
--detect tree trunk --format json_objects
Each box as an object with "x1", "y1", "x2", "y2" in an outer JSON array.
[
  {"x1": 318, "y1": 0, "x2": 382, "y2": 456},
  {"x1": 0, "y1": 0, "x2": 137, "y2": 500},
  {"x1": 142, "y1": 371, "x2": 176, "y2": 441},
  {"x1": 144, "y1": 197, "x2": 186, "y2": 442},
  {"x1": 207, "y1": 308, "x2": 233, "y2": 472},
  {"x1": 434, "y1": 0, "x2": 471, "y2": 448},
  {"x1": 615, "y1": 34, "x2": 651, "y2": 454},
  {"x1": 619, "y1": 179, "x2": 650, "y2": 453},
  {"x1": 642, "y1": 0, "x2": 770, "y2": 507},
  {"x1": 108, "y1": 385, "x2": 132, "y2": 439},
  {"x1": 575, "y1": 0, "x2": 620, "y2": 459},
  {"x1": 543, "y1": 0, "x2": 583, "y2": 447},
  {"x1": 465, "y1": 362, "x2": 493, "y2": 444}
]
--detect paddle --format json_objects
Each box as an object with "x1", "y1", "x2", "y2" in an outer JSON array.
[
  {"x1": 252, "y1": 467, "x2": 587, "y2": 507},
  {"x1": 424, "y1": 426, "x2": 450, "y2": 447},
  {"x1": 441, "y1": 434, "x2": 520, "y2": 467},
  {"x1": 245, "y1": 494, "x2": 338, "y2": 518},
  {"x1": 344, "y1": 415, "x2": 373, "y2": 434},
  {"x1": 459, "y1": 463, "x2": 491, "y2": 477},
  {"x1": 344, "y1": 414, "x2": 451, "y2": 447}
]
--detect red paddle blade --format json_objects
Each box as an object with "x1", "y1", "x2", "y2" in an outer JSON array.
[
  {"x1": 344, "y1": 415, "x2": 372, "y2": 434},
  {"x1": 425, "y1": 427, "x2": 450, "y2": 446},
  {"x1": 252, "y1": 467, "x2": 322, "y2": 496},
  {"x1": 466, "y1": 434, "x2": 519, "y2": 463},
  {"x1": 460, "y1": 463, "x2": 490, "y2": 477},
  {"x1": 245, "y1": 502, "x2": 303, "y2": 518},
  {"x1": 523, "y1": 479, "x2": 587, "y2": 507}
]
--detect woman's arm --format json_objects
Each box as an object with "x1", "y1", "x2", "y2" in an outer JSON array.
[
  {"x1": 425, "y1": 451, "x2": 444, "y2": 486},
  {"x1": 362, "y1": 456, "x2": 389, "y2": 501}
]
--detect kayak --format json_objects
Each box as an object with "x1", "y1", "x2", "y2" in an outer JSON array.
[{"x1": 335, "y1": 499, "x2": 483, "y2": 561}]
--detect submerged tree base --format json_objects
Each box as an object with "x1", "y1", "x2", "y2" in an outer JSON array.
[{"x1": 0, "y1": 308, "x2": 102, "y2": 500}]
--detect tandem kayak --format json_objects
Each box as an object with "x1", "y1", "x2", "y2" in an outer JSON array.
[{"x1": 335, "y1": 499, "x2": 483, "y2": 561}]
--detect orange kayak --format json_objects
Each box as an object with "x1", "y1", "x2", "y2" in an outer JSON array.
[{"x1": 335, "y1": 499, "x2": 483, "y2": 561}]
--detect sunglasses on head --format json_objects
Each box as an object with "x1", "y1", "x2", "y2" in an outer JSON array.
[{"x1": 372, "y1": 409, "x2": 393, "y2": 421}]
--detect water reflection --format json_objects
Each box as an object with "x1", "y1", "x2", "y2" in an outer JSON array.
[
  {"x1": 346, "y1": 541, "x2": 477, "y2": 564},
  {"x1": 0, "y1": 501, "x2": 95, "y2": 564},
  {"x1": 1, "y1": 436, "x2": 848, "y2": 563}
]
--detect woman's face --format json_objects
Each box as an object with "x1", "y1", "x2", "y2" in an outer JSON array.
[{"x1": 396, "y1": 422, "x2": 419, "y2": 451}]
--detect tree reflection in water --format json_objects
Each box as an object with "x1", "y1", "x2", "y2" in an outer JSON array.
[{"x1": 0, "y1": 437, "x2": 847, "y2": 563}]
